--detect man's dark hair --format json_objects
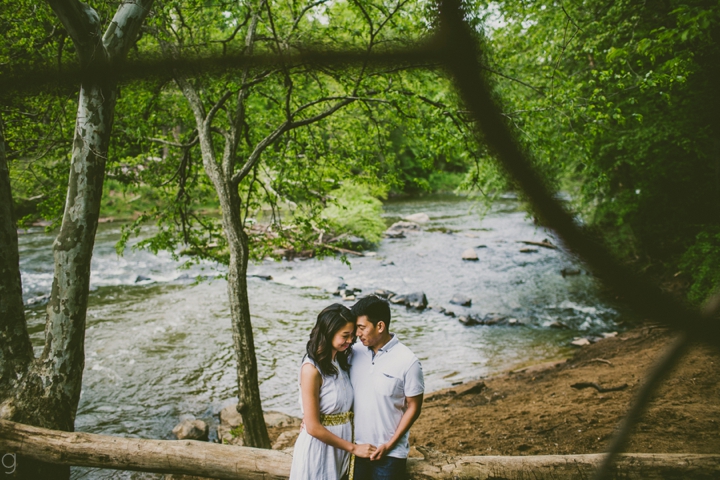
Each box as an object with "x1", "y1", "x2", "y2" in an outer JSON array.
[{"x1": 351, "y1": 295, "x2": 391, "y2": 329}]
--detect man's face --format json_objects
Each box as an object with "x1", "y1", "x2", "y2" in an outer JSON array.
[{"x1": 356, "y1": 315, "x2": 383, "y2": 348}]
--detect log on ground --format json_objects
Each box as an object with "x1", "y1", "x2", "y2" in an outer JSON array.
[
  {"x1": 409, "y1": 452, "x2": 720, "y2": 479},
  {"x1": 0, "y1": 419, "x2": 290, "y2": 479},
  {"x1": 2, "y1": 420, "x2": 720, "y2": 479}
]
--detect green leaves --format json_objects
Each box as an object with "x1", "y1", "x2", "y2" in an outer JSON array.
[
  {"x1": 481, "y1": 0, "x2": 720, "y2": 302},
  {"x1": 321, "y1": 183, "x2": 386, "y2": 244}
]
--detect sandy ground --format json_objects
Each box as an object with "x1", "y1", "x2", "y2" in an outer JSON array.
[{"x1": 408, "y1": 325, "x2": 720, "y2": 457}]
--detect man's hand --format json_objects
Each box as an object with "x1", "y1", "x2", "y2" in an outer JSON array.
[{"x1": 369, "y1": 442, "x2": 392, "y2": 461}]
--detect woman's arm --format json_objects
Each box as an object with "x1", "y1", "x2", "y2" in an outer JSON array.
[{"x1": 300, "y1": 363, "x2": 375, "y2": 458}]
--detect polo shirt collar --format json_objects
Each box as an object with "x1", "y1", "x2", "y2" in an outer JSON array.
[{"x1": 369, "y1": 333, "x2": 398, "y2": 354}]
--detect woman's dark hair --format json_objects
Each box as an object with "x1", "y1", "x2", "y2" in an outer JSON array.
[{"x1": 306, "y1": 303, "x2": 356, "y2": 377}]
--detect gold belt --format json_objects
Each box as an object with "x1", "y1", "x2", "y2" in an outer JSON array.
[
  {"x1": 320, "y1": 411, "x2": 353, "y2": 426},
  {"x1": 320, "y1": 411, "x2": 355, "y2": 480}
]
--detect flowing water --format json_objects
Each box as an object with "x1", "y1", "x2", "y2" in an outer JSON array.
[{"x1": 17, "y1": 194, "x2": 619, "y2": 479}]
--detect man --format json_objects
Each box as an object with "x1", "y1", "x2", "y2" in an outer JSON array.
[{"x1": 350, "y1": 295, "x2": 424, "y2": 480}]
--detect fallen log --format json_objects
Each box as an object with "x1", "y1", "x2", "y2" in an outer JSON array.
[
  {"x1": 410, "y1": 452, "x2": 720, "y2": 479},
  {"x1": 0, "y1": 419, "x2": 290, "y2": 479},
  {"x1": 2, "y1": 419, "x2": 720, "y2": 479}
]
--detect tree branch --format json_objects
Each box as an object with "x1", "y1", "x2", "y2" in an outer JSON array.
[
  {"x1": 207, "y1": 90, "x2": 234, "y2": 127},
  {"x1": 265, "y1": 1, "x2": 293, "y2": 120},
  {"x1": 482, "y1": 66, "x2": 546, "y2": 96},
  {"x1": 227, "y1": 0, "x2": 267, "y2": 180},
  {"x1": 103, "y1": 0, "x2": 155, "y2": 61},
  {"x1": 288, "y1": 97, "x2": 355, "y2": 129},
  {"x1": 45, "y1": 0, "x2": 103, "y2": 65},
  {"x1": 286, "y1": 0, "x2": 330, "y2": 40},
  {"x1": 292, "y1": 95, "x2": 380, "y2": 115},
  {"x1": 231, "y1": 121, "x2": 290, "y2": 186},
  {"x1": 148, "y1": 135, "x2": 198, "y2": 148}
]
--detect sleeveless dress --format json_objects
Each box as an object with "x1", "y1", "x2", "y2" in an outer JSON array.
[{"x1": 289, "y1": 356, "x2": 354, "y2": 480}]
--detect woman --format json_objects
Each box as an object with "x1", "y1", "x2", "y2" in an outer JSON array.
[{"x1": 290, "y1": 304, "x2": 376, "y2": 480}]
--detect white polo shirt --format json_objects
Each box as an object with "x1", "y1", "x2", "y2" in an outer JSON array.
[{"x1": 349, "y1": 334, "x2": 424, "y2": 459}]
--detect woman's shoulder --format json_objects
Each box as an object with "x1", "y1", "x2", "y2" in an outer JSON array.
[{"x1": 300, "y1": 355, "x2": 322, "y2": 375}]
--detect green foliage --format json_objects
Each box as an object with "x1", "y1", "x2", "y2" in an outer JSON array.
[
  {"x1": 481, "y1": 0, "x2": 720, "y2": 303},
  {"x1": 680, "y1": 229, "x2": 720, "y2": 304},
  {"x1": 222, "y1": 424, "x2": 244, "y2": 444},
  {"x1": 109, "y1": 0, "x2": 480, "y2": 265},
  {"x1": 321, "y1": 183, "x2": 386, "y2": 244},
  {"x1": 0, "y1": 0, "x2": 77, "y2": 227}
]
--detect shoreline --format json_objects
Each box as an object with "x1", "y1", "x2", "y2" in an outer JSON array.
[
  {"x1": 408, "y1": 325, "x2": 720, "y2": 456},
  {"x1": 264, "y1": 324, "x2": 720, "y2": 457}
]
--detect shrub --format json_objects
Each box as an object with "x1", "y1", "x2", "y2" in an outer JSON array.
[{"x1": 322, "y1": 183, "x2": 386, "y2": 244}]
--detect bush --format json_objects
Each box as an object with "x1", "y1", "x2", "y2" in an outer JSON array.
[
  {"x1": 322, "y1": 184, "x2": 386, "y2": 244},
  {"x1": 680, "y1": 228, "x2": 720, "y2": 305}
]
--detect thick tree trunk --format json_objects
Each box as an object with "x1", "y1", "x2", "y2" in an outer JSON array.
[
  {"x1": 1, "y1": 80, "x2": 117, "y2": 480},
  {"x1": 221, "y1": 186, "x2": 271, "y2": 449},
  {"x1": 0, "y1": 3, "x2": 154, "y2": 478},
  {"x1": 7, "y1": 81, "x2": 116, "y2": 428},
  {"x1": 2, "y1": 419, "x2": 720, "y2": 479},
  {"x1": 0, "y1": 116, "x2": 34, "y2": 398}
]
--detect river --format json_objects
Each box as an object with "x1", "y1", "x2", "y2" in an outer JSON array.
[{"x1": 17, "y1": 194, "x2": 619, "y2": 479}]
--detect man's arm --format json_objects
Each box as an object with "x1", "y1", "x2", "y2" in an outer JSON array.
[{"x1": 369, "y1": 394, "x2": 423, "y2": 461}]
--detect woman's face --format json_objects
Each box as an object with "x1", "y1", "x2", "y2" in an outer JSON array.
[{"x1": 331, "y1": 321, "x2": 356, "y2": 355}]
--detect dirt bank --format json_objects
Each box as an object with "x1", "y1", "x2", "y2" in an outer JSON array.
[{"x1": 410, "y1": 326, "x2": 720, "y2": 456}]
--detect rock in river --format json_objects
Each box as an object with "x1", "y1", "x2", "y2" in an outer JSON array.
[
  {"x1": 482, "y1": 314, "x2": 507, "y2": 325},
  {"x1": 561, "y1": 267, "x2": 582, "y2": 277},
  {"x1": 389, "y1": 294, "x2": 407, "y2": 305},
  {"x1": 403, "y1": 212, "x2": 430, "y2": 223},
  {"x1": 405, "y1": 292, "x2": 428, "y2": 310},
  {"x1": 388, "y1": 291, "x2": 428, "y2": 310},
  {"x1": 458, "y1": 315, "x2": 481, "y2": 326},
  {"x1": 25, "y1": 294, "x2": 50, "y2": 307},
  {"x1": 462, "y1": 248, "x2": 479, "y2": 261},
  {"x1": 172, "y1": 419, "x2": 209, "y2": 441},
  {"x1": 449, "y1": 294, "x2": 472, "y2": 307},
  {"x1": 384, "y1": 221, "x2": 421, "y2": 238},
  {"x1": 374, "y1": 289, "x2": 396, "y2": 299}
]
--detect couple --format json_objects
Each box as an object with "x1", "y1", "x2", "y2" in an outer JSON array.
[{"x1": 289, "y1": 295, "x2": 424, "y2": 480}]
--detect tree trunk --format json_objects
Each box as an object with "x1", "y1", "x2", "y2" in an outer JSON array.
[
  {"x1": 3, "y1": 419, "x2": 720, "y2": 480},
  {"x1": 0, "y1": 116, "x2": 34, "y2": 398},
  {"x1": 0, "y1": 2, "x2": 155, "y2": 477},
  {"x1": 221, "y1": 185, "x2": 271, "y2": 449},
  {"x1": 0, "y1": 79, "x2": 117, "y2": 480},
  {"x1": 174, "y1": 69, "x2": 271, "y2": 449}
]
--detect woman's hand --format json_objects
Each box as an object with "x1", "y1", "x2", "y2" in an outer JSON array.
[{"x1": 351, "y1": 443, "x2": 377, "y2": 458}]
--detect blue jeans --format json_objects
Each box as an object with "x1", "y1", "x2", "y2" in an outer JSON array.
[{"x1": 353, "y1": 456, "x2": 407, "y2": 480}]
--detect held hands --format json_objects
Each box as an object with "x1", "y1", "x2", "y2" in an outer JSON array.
[
  {"x1": 352, "y1": 443, "x2": 377, "y2": 459},
  {"x1": 369, "y1": 442, "x2": 391, "y2": 461}
]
